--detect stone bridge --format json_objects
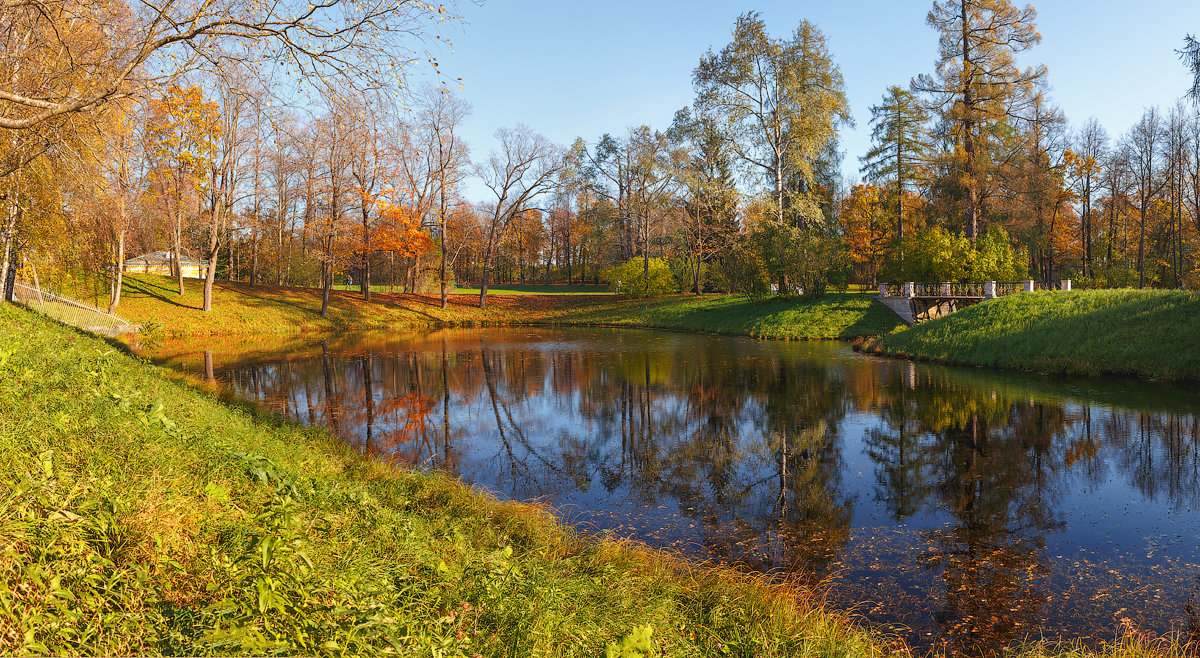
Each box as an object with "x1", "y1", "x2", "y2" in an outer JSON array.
[{"x1": 876, "y1": 280, "x2": 1072, "y2": 325}]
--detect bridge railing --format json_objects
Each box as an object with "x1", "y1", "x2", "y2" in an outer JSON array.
[
  {"x1": 11, "y1": 280, "x2": 134, "y2": 337},
  {"x1": 948, "y1": 282, "x2": 987, "y2": 297},
  {"x1": 879, "y1": 279, "x2": 1072, "y2": 299}
]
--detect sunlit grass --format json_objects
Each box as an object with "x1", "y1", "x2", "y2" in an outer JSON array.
[
  {"x1": 0, "y1": 305, "x2": 904, "y2": 656},
  {"x1": 865, "y1": 289, "x2": 1200, "y2": 381},
  {"x1": 113, "y1": 273, "x2": 903, "y2": 340}
]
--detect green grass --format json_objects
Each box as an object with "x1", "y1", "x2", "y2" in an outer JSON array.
[
  {"x1": 865, "y1": 289, "x2": 1200, "y2": 381},
  {"x1": 319, "y1": 282, "x2": 611, "y2": 295},
  {"x1": 554, "y1": 292, "x2": 904, "y2": 340},
  {"x1": 4, "y1": 306, "x2": 1194, "y2": 657},
  {"x1": 450, "y1": 283, "x2": 611, "y2": 295},
  {"x1": 0, "y1": 305, "x2": 896, "y2": 656},
  {"x1": 111, "y1": 274, "x2": 902, "y2": 340}
]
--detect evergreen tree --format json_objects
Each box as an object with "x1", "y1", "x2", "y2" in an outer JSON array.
[
  {"x1": 913, "y1": 0, "x2": 1045, "y2": 240},
  {"x1": 860, "y1": 85, "x2": 932, "y2": 250},
  {"x1": 1180, "y1": 34, "x2": 1200, "y2": 102}
]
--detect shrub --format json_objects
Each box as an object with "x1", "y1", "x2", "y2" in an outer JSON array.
[
  {"x1": 891, "y1": 226, "x2": 1027, "y2": 282},
  {"x1": 604, "y1": 258, "x2": 679, "y2": 298},
  {"x1": 728, "y1": 219, "x2": 839, "y2": 300}
]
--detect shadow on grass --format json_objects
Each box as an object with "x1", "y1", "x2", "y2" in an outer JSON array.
[{"x1": 122, "y1": 277, "x2": 202, "y2": 310}]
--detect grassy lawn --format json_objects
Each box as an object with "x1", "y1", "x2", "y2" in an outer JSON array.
[
  {"x1": 865, "y1": 289, "x2": 1200, "y2": 380},
  {"x1": 318, "y1": 282, "x2": 611, "y2": 295},
  {"x1": 556, "y1": 292, "x2": 904, "y2": 340},
  {"x1": 450, "y1": 283, "x2": 612, "y2": 295},
  {"x1": 0, "y1": 305, "x2": 890, "y2": 656},
  {"x1": 111, "y1": 274, "x2": 903, "y2": 340}
]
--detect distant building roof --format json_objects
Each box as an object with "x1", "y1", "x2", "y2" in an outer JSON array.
[{"x1": 124, "y1": 251, "x2": 208, "y2": 268}]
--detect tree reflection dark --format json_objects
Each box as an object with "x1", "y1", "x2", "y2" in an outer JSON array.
[{"x1": 163, "y1": 328, "x2": 1200, "y2": 655}]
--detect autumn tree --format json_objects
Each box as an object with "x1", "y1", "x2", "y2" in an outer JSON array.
[
  {"x1": 92, "y1": 101, "x2": 145, "y2": 312},
  {"x1": 580, "y1": 133, "x2": 636, "y2": 260},
  {"x1": 914, "y1": 0, "x2": 1045, "y2": 239},
  {"x1": 314, "y1": 112, "x2": 353, "y2": 317},
  {"x1": 1124, "y1": 107, "x2": 1165, "y2": 287},
  {"x1": 263, "y1": 110, "x2": 302, "y2": 285},
  {"x1": 200, "y1": 75, "x2": 252, "y2": 313},
  {"x1": 1064, "y1": 118, "x2": 1108, "y2": 279},
  {"x1": 0, "y1": 0, "x2": 457, "y2": 133},
  {"x1": 476, "y1": 125, "x2": 562, "y2": 309},
  {"x1": 670, "y1": 107, "x2": 738, "y2": 294},
  {"x1": 507, "y1": 208, "x2": 547, "y2": 283},
  {"x1": 1007, "y1": 92, "x2": 1071, "y2": 282},
  {"x1": 626, "y1": 125, "x2": 683, "y2": 293},
  {"x1": 375, "y1": 201, "x2": 434, "y2": 289},
  {"x1": 1098, "y1": 146, "x2": 1134, "y2": 283},
  {"x1": 343, "y1": 94, "x2": 393, "y2": 302},
  {"x1": 840, "y1": 184, "x2": 893, "y2": 285},
  {"x1": 694, "y1": 13, "x2": 850, "y2": 229},
  {"x1": 414, "y1": 87, "x2": 472, "y2": 308},
  {"x1": 144, "y1": 84, "x2": 220, "y2": 296}
]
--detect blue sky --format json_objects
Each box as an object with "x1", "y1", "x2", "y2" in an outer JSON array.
[{"x1": 433, "y1": 1, "x2": 1200, "y2": 201}]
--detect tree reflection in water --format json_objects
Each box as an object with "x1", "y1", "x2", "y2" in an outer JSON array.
[{"x1": 159, "y1": 328, "x2": 1200, "y2": 655}]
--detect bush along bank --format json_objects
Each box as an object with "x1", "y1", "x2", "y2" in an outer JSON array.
[
  {"x1": 0, "y1": 304, "x2": 894, "y2": 657},
  {"x1": 858, "y1": 289, "x2": 1200, "y2": 381}
]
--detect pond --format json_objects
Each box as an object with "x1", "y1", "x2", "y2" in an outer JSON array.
[{"x1": 146, "y1": 328, "x2": 1200, "y2": 654}]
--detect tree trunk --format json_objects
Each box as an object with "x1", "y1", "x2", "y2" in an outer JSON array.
[
  {"x1": 250, "y1": 232, "x2": 259, "y2": 287},
  {"x1": 643, "y1": 248, "x2": 650, "y2": 296},
  {"x1": 108, "y1": 228, "x2": 125, "y2": 313},
  {"x1": 1138, "y1": 204, "x2": 1147, "y2": 288},
  {"x1": 0, "y1": 192, "x2": 18, "y2": 303},
  {"x1": 363, "y1": 354, "x2": 374, "y2": 453},
  {"x1": 960, "y1": 0, "x2": 979, "y2": 241},
  {"x1": 480, "y1": 214, "x2": 501, "y2": 309},
  {"x1": 439, "y1": 185, "x2": 449, "y2": 309},
  {"x1": 773, "y1": 148, "x2": 786, "y2": 225},
  {"x1": 203, "y1": 222, "x2": 219, "y2": 312},
  {"x1": 174, "y1": 211, "x2": 185, "y2": 295},
  {"x1": 360, "y1": 204, "x2": 372, "y2": 302},
  {"x1": 320, "y1": 260, "x2": 331, "y2": 317}
]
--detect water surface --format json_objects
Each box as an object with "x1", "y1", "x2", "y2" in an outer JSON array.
[{"x1": 149, "y1": 328, "x2": 1200, "y2": 654}]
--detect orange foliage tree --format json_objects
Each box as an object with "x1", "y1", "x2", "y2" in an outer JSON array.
[
  {"x1": 375, "y1": 201, "x2": 434, "y2": 292},
  {"x1": 840, "y1": 184, "x2": 893, "y2": 285}
]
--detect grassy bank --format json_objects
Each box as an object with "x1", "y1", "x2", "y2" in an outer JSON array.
[
  {"x1": 1, "y1": 305, "x2": 890, "y2": 656},
  {"x1": 863, "y1": 289, "x2": 1200, "y2": 381},
  {"x1": 7, "y1": 309, "x2": 1197, "y2": 657},
  {"x1": 114, "y1": 274, "x2": 903, "y2": 339}
]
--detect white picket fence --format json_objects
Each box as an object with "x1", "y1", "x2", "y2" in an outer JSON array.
[{"x1": 11, "y1": 280, "x2": 134, "y2": 336}]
